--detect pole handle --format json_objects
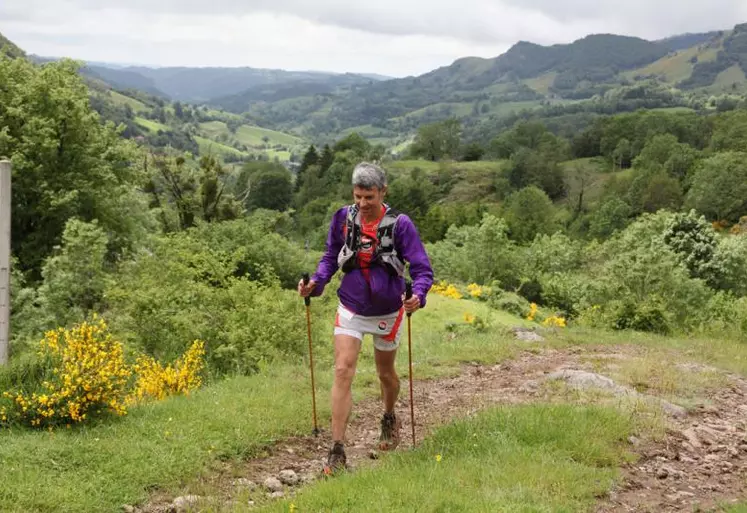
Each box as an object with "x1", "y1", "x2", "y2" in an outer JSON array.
[
  {"x1": 302, "y1": 273, "x2": 311, "y2": 306},
  {"x1": 405, "y1": 281, "x2": 413, "y2": 318}
]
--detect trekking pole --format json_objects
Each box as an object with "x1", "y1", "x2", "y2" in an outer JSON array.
[
  {"x1": 405, "y1": 281, "x2": 416, "y2": 446},
  {"x1": 302, "y1": 273, "x2": 321, "y2": 436}
]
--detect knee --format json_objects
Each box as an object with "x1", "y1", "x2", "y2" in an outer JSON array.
[
  {"x1": 378, "y1": 367, "x2": 399, "y2": 385},
  {"x1": 334, "y1": 360, "x2": 356, "y2": 383}
]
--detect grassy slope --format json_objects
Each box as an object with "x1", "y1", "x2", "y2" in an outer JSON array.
[
  {"x1": 708, "y1": 64, "x2": 747, "y2": 93},
  {"x1": 400, "y1": 102, "x2": 475, "y2": 120},
  {"x1": 4, "y1": 285, "x2": 747, "y2": 512},
  {"x1": 625, "y1": 46, "x2": 701, "y2": 82},
  {"x1": 134, "y1": 117, "x2": 170, "y2": 133},
  {"x1": 235, "y1": 125, "x2": 301, "y2": 146},
  {"x1": 0, "y1": 294, "x2": 518, "y2": 513},
  {"x1": 525, "y1": 72, "x2": 558, "y2": 95},
  {"x1": 198, "y1": 121, "x2": 301, "y2": 148},
  {"x1": 108, "y1": 91, "x2": 149, "y2": 113},
  {"x1": 102, "y1": 88, "x2": 301, "y2": 160},
  {"x1": 194, "y1": 136, "x2": 248, "y2": 158},
  {"x1": 257, "y1": 404, "x2": 634, "y2": 513},
  {"x1": 623, "y1": 37, "x2": 723, "y2": 84},
  {"x1": 0, "y1": 371, "x2": 316, "y2": 513}
]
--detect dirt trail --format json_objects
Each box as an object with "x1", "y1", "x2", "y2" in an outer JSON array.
[
  {"x1": 139, "y1": 344, "x2": 747, "y2": 513},
  {"x1": 597, "y1": 368, "x2": 747, "y2": 513}
]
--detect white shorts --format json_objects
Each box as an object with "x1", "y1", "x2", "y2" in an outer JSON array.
[{"x1": 334, "y1": 303, "x2": 405, "y2": 352}]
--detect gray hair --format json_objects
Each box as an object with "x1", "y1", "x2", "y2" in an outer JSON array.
[{"x1": 352, "y1": 162, "x2": 387, "y2": 190}]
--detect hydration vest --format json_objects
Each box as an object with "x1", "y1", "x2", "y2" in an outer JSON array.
[{"x1": 337, "y1": 204, "x2": 406, "y2": 278}]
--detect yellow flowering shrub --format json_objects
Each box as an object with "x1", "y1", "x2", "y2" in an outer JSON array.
[
  {"x1": 526, "y1": 303, "x2": 538, "y2": 322},
  {"x1": 2, "y1": 319, "x2": 131, "y2": 427},
  {"x1": 127, "y1": 341, "x2": 205, "y2": 404},
  {"x1": 431, "y1": 281, "x2": 463, "y2": 299},
  {"x1": 542, "y1": 316, "x2": 567, "y2": 328},
  {"x1": 467, "y1": 283, "x2": 483, "y2": 298},
  {"x1": 1, "y1": 320, "x2": 206, "y2": 429}
]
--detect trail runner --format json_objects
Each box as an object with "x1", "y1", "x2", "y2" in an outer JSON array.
[{"x1": 298, "y1": 161, "x2": 434, "y2": 475}]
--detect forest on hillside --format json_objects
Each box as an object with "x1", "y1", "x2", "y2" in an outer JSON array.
[{"x1": 1, "y1": 34, "x2": 747, "y2": 433}]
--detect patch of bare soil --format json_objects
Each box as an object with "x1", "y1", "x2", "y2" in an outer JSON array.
[
  {"x1": 135, "y1": 344, "x2": 747, "y2": 513},
  {"x1": 596, "y1": 372, "x2": 747, "y2": 513}
]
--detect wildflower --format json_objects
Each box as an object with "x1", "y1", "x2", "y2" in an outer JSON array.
[
  {"x1": 464, "y1": 313, "x2": 475, "y2": 324},
  {"x1": 127, "y1": 340, "x2": 206, "y2": 405},
  {"x1": 431, "y1": 281, "x2": 463, "y2": 299},
  {"x1": 526, "y1": 303, "x2": 538, "y2": 322},
  {"x1": 1, "y1": 320, "x2": 206, "y2": 429},
  {"x1": 467, "y1": 283, "x2": 483, "y2": 298},
  {"x1": 435, "y1": 454, "x2": 442, "y2": 462},
  {"x1": 542, "y1": 316, "x2": 567, "y2": 328}
]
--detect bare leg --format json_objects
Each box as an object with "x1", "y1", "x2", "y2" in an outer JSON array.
[
  {"x1": 375, "y1": 347, "x2": 399, "y2": 413},
  {"x1": 331, "y1": 334, "x2": 361, "y2": 442}
]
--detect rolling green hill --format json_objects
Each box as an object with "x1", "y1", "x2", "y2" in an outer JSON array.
[
  {"x1": 83, "y1": 65, "x2": 168, "y2": 98},
  {"x1": 0, "y1": 32, "x2": 25, "y2": 59},
  {"x1": 8, "y1": 21, "x2": 747, "y2": 151},
  {"x1": 207, "y1": 26, "x2": 747, "y2": 143},
  {"x1": 84, "y1": 80, "x2": 307, "y2": 163},
  {"x1": 656, "y1": 30, "x2": 724, "y2": 51}
]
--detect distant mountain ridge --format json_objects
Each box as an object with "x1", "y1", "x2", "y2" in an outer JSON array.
[
  {"x1": 79, "y1": 63, "x2": 386, "y2": 102},
  {"x1": 3, "y1": 22, "x2": 746, "y2": 147},
  {"x1": 656, "y1": 31, "x2": 724, "y2": 51},
  {"x1": 209, "y1": 25, "x2": 746, "y2": 141}
]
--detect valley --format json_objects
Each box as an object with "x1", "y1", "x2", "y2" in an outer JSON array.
[{"x1": 23, "y1": 22, "x2": 746, "y2": 165}]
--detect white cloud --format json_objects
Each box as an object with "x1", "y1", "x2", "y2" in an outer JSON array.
[{"x1": 1, "y1": 0, "x2": 745, "y2": 76}]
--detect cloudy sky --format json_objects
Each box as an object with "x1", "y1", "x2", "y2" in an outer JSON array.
[{"x1": 2, "y1": 0, "x2": 746, "y2": 77}]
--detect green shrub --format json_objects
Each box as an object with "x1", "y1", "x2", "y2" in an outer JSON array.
[
  {"x1": 186, "y1": 213, "x2": 309, "y2": 289},
  {"x1": 538, "y1": 273, "x2": 591, "y2": 318},
  {"x1": 104, "y1": 228, "x2": 317, "y2": 376},
  {"x1": 662, "y1": 210, "x2": 721, "y2": 286},
  {"x1": 427, "y1": 214, "x2": 521, "y2": 288},
  {"x1": 587, "y1": 211, "x2": 715, "y2": 332},
  {"x1": 523, "y1": 233, "x2": 583, "y2": 275},
  {"x1": 491, "y1": 292, "x2": 532, "y2": 319},
  {"x1": 713, "y1": 234, "x2": 747, "y2": 296},
  {"x1": 611, "y1": 300, "x2": 671, "y2": 335}
]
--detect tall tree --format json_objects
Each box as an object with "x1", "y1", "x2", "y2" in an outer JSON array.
[
  {"x1": 410, "y1": 118, "x2": 462, "y2": 161},
  {"x1": 319, "y1": 144, "x2": 335, "y2": 173},
  {"x1": 0, "y1": 57, "x2": 151, "y2": 278},
  {"x1": 503, "y1": 186, "x2": 558, "y2": 243},
  {"x1": 144, "y1": 154, "x2": 241, "y2": 231},
  {"x1": 686, "y1": 152, "x2": 747, "y2": 222},
  {"x1": 295, "y1": 145, "x2": 319, "y2": 191},
  {"x1": 239, "y1": 161, "x2": 293, "y2": 212},
  {"x1": 507, "y1": 148, "x2": 567, "y2": 200}
]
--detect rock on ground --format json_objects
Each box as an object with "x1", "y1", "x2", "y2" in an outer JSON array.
[
  {"x1": 547, "y1": 369, "x2": 686, "y2": 418},
  {"x1": 263, "y1": 477, "x2": 283, "y2": 492},
  {"x1": 511, "y1": 327, "x2": 545, "y2": 342},
  {"x1": 233, "y1": 478, "x2": 257, "y2": 490},
  {"x1": 172, "y1": 495, "x2": 201, "y2": 513},
  {"x1": 278, "y1": 469, "x2": 299, "y2": 485}
]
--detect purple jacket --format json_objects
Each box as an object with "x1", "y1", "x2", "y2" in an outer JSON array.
[{"x1": 311, "y1": 206, "x2": 434, "y2": 317}]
